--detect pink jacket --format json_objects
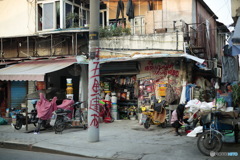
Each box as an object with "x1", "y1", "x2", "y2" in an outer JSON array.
[{"x1": 170, "y1": 110, "x2": 178, "y2": 124}]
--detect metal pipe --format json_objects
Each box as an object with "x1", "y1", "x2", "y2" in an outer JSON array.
[
  {"x1": 27, "y1": 36, "x2": 29, "y2": 57},
  {"x1": 75, "y1": 33, "x2": 78, "y2": 56},
  {"x1": 51, "y1": 34, "x2": 53, "y2": 56}
]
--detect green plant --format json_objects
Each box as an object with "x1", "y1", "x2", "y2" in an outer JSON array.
[
  {"x1": 99, "y1": 27, "x2": 112, "y2": 38},
  {"x1": 112, "y1": 26, "x2": 123, "y2": 36},
  {"x1": 122, "y1": 27, "x2": 131, "y2": 35},
  {"x1": 232, "y1": 84, "x2": 240, "y2": 106},
  {"x1": 66, "y1": 13, "x2": 79, "y2": 28},
  {"x1": 99, "y1": 26, "x2": 131, "y2": 38}
]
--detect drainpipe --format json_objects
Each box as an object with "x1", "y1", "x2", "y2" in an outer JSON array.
[
  {"x1": 176, "y1": 30, "x2": 179, "y2": 51},
  {"x1": 51, "y1": 34, "x2": 53, "y2": 56},
  {"x1": 75, "y1": 33, "x2": 78, "y2": 56},
  {"x1": 1, "y1": 38, "x2": 2, "y2": 54},
  {"x1": 27, "y1": 36, "x2": 29, "y2": 57},
  {"x1": 0, "y1": 38, "x2": 3, "y2": 62},
  {"x1": 72, "y1": 33, "x2": 74, "y2": 55}
]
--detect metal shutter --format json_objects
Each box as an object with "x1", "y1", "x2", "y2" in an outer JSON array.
[{"x1": 10, "y1": 81, "x2": 27, "y2": 108}]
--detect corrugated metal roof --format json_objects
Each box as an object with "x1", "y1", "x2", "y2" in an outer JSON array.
[
  {"x1": 0, "y1": 58, "x2": 77, "y2": 81},
  {"x1": 98, "y1": 52, "x2": 205, "y2": 64}
]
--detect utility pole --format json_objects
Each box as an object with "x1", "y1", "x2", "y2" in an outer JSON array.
[{"x1": 88, "y1": 0, "x2": 100, "y2": 142}]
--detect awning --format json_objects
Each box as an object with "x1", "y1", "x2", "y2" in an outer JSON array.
[{"x1": 0, "y1": 58, "x2": 77, "y2": 81}]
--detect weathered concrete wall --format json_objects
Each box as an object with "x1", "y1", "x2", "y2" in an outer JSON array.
[
  {"x1": 196, "y1": 0, "x2": 217, "y2": 59},
  {"x1": 162, "y1": 0, "x2": 193, "y2": 29},
  {"x1": 0, "y1": 0, "x2": 36, "y2": 37},
  {"x1": 100, "y1": 33, "x2": 184, "y2": 51},
  {"x1": 231, "y1": 0, "x2": 240, "y2": 17}
]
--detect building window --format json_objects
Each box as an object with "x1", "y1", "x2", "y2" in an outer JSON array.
[
  {"x1": 132, "y1": 16, "x2": 145, "y2": 35},
  {"x1": 65, "y1": 1, "x2": 89, "y2": 28},
  {"x1": 43, "y1": 3, "x2": 54, "y2": 30},
  {"x1": 38, "y1": 4, "x2": 42, "y2": 31},
  {"x1": 100, "y1": 10, "x2": 107, "y2": 27},
  {"x1": 37, "y1": 1, "x2": 59, "y2": 31},
  {"x1": 65, "y1": 3, "x2": 73, "y2": 28}
]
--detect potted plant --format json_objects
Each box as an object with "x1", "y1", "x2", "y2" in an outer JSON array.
[{"x1": 128, "y1": 106, "x2": 137, "y2": 120}]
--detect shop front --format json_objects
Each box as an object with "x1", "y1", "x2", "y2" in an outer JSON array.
[
  {"x1": 99, "y1": 57, "x2": 188, "y2": 122},
  {"x1": 100, "y1": 61, "x2": 139, "y2": 120},
  {"x1": 0, "y1": 57, "x2": 87, "y2": 116}
]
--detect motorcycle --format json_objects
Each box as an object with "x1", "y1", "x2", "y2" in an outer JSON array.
[
  {"x1": 34, "y1": 93, "x2": 58, "y2": 133},
  {"x1": 52, "y1": 101, "x2": 87, "y2": 134},
  {"x1": 11, "y1": 100, "x2": 38, "y2": 130}
]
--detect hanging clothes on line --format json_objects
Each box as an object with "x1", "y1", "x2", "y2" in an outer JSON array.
[
  {"x1": 116, "y1": 0, "x2": 126, "y2": 27},
  {"x1": 221, "y1": 56, "x2": 239, "y2": 83},
  {"x1": 126, "y1": 0, "x2": 134, "y2": 21},
  {"x1": 148, "y1": 0, "x2": 154, "y2": 10}
]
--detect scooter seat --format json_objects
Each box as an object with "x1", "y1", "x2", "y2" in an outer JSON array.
[
  {"x1": 56, "y1": 108, "x2": 64, "y2": 113},
  {"x1": 64, "y1": 110, "x2": 72, "y2": 114}
]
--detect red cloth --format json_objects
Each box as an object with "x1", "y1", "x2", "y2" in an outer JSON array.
[
  {"x1": 36, "y1": 93, "x2": 57, "y2": 120},
  {"x1": 57, "y1": 99, "x2": 74, "y2": 118}
]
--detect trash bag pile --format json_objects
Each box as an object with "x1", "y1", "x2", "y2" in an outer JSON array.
[{"x1": 0, "y1": 116, "x2": 8, "y2": 125}]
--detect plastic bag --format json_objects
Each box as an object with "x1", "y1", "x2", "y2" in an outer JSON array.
[
  {"x1": 200, "y1": 101, "x2": 214, "y2": 111},
  {"x1": 185, "y1": 99, "x2": 201, "y2": 113},
  {"x1": 216, "y1": 98, "x2": 226, "y2": 111},
  {"x1": 187, "y1": 126, "x2": 203, "y2": 137}
]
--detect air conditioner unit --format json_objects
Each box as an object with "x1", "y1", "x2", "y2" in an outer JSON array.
[{"x1": 214, "y1": 67, "x2": 221, "y2": 78}]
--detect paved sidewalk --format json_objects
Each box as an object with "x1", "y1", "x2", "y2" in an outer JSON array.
[{"x1": 0, "y1": 120, "x2": 239, "y2": 160}]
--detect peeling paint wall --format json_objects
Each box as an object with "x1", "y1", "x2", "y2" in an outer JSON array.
[
  {"x1": 162, "y1": 0, "x2": 193, "y2": 29},
  {"x1": 138, "y1": 58, "x2": 185, "y2": 99},
  {"x1": 100, "y1": 33, "x2": 184, "y2": 51}
]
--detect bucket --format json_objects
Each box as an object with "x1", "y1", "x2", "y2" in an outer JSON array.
[
  {"x1": 66, "y1": 78, "x2": 72, "y2": 84},
  {"x1": 222, "y1": 131, "x2": 235, "y2": 143},
  {"x1": 111, "y1": 104, "x2": 118, "y2": 120}
]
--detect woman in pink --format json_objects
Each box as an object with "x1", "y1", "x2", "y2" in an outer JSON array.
[{"x1": 171, "y1": 104, "x2": 185, "y2": 136}]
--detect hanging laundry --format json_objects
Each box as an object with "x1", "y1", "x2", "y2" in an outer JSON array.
[
  {"x1": 221, "y1": 56, "x2": 239, "y2": 83},
  {"x1": 148, "y1": 0, "x2": 154, "y2": 10},
  {"x1": 116, "y1": 0, "x2": 125, "y2": 23},
  {"x1": 126, "y1": 0, "x2": 134, "y2": 21}
]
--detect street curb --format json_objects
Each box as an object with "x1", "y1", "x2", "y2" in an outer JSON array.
[{"x1": 0, "y1": 141, "x2": 108, "y2": 159}]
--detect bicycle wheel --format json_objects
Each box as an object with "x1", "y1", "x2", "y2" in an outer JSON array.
[
  {"x1": 54, "y1": 117, "x2": 65, "y2": 133},
  {"x1": 197, "y1": 131, "x2": 223, "y2": 156},
  {"x1": 161, "y1": 119, "x2": 167, "y2": 128},
  {"x1": 14, "y1": 120, "x2": 22, "y2": 130}
]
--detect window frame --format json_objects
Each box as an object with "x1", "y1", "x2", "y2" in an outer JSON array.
[{"x1": 37, "y1": 0, "x2": 59, "y2": 31}]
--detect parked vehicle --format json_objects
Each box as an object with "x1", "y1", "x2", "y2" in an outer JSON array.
[
  {"x1": 52, "y1": 101, "x2": 87, "y2": 134},
  {"x1": 99, "y1": 100, "x2": 114, "y2": 123},
  {"x1": 141, "y1": 100, "x2": 167, "y2": 129},
  {"x1": 11, "y1": 100, "x2": 38, "y2": 130},
  {"x1": 197, "y1": 110, "x2": 240, "y2": 156},
  {"x1": 35, "y1": 93, "x2": 58, "y2": 133}
]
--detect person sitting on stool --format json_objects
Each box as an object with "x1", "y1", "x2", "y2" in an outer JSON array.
[{"x1": 171, "y1": 104, "x2": 185, "y2": 136}]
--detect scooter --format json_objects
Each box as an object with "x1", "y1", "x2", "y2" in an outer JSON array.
[
  {"x1": 11, "y1": 100, "x2": 38, "y2": 130},
  {"x1": 141, "y1": 100, "x2": 167, "y2": 129},
  {"x1": 52, "y1": 101, "x2": 87, "y2": 134},
  {"x1": 34, "y1": 93, "x2": 58, "y2": 133}
]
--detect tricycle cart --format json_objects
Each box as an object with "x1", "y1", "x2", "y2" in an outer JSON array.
[{"x1": 197, "y1": 110, "x2": 240, "y2": 156}]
